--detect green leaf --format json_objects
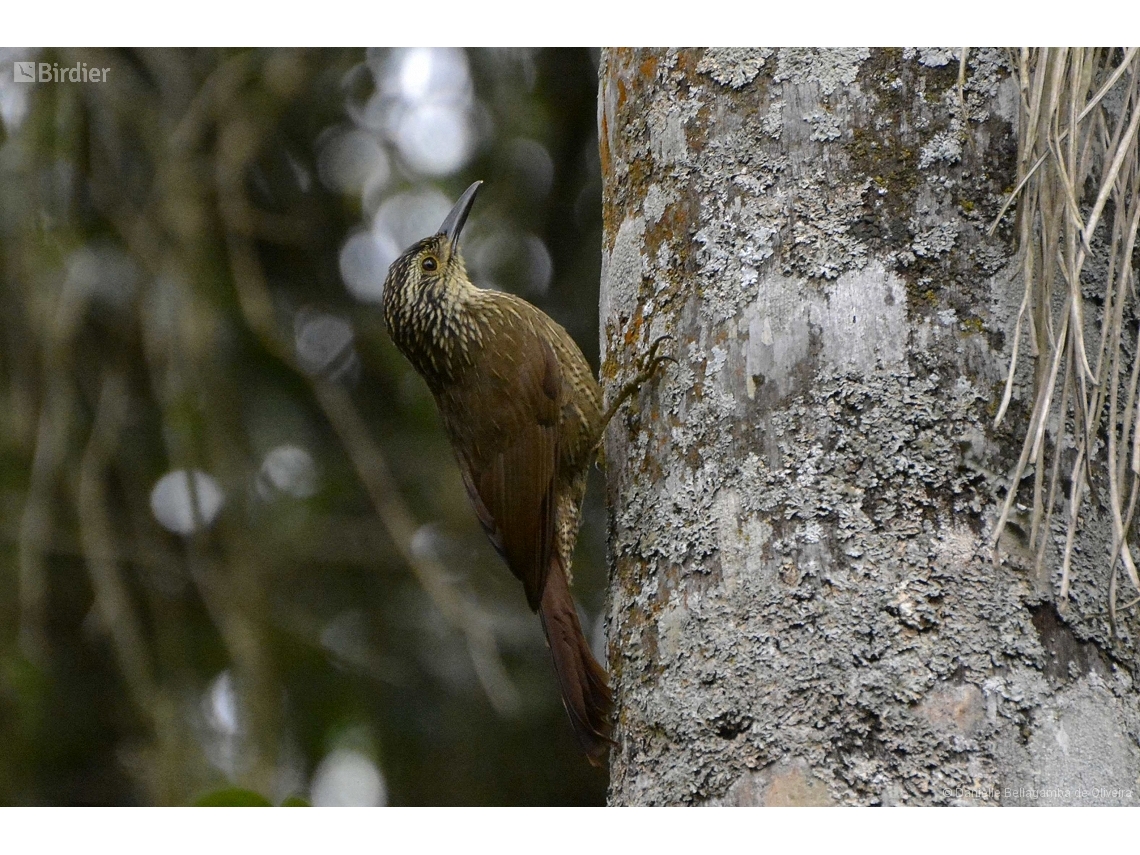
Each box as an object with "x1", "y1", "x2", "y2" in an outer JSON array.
[{"x1": 192, "y1": 787, "x2": 274, "y2": 807}]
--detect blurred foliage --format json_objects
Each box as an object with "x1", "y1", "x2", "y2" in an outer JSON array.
[
  {"x1": 193, "y1": 787, "x2": 274, "y2": 807},
  {"x1": 0, "y1": 47, "x2": 607, "y2": 805}
]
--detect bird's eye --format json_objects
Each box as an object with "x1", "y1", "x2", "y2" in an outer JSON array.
[{"x1": 421, "y1": 256, "x2": 438, "y2": 272}]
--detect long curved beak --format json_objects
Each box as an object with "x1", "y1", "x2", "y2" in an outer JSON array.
[{"x1": 439, "y1": 181, "x2": 482, "y2": 251}]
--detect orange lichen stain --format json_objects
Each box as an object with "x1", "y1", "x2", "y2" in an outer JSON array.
[
  {"x1": 622, "y1": 311, "x2": 646, "y2": 347},
  {"x1": 644, "y1": 197, "x2": 694, "y2": 263},
  {"x1": 599, "y1": 109, "x2": 611, "y2": 177},
  {"x1": 686, "y1": 101, "x2": 713, "y2": 154},
  {"x1": 635, "y1": 448, "x2": 667, "y2": 488},
  {"x1": 638, "y1": 53, "x2": 658, "y2": 83},
  {"x1": 601, "y1": 208, "x2": 621, "y2": 255},
  {"x1": 627, "y1": 156, "x2": 651, "y2": 190},
  {"x1": 600, "y1": 311, "x2": 652, "y2": 383},
  {"x1": 673, "y1": 48, "x2": 700, "y2": 78},
  {"x1": 617, "y1": 176, "x2": 652, "y2": 239},
  {"x1": 683, "y1": 445, "x2": 702, "y2": 471},
  {"x1": 656, "y1": 560, "x2": 683, "y2": 601},
  {"x1": 615, "y1": 75, "x2": 628, "y2": 111},
  {"x1": 612, "y1": 47, "x2": 636, "y2": 66},
  {"x1": 601, "y1": 354, "x2": 619, "y2": 383}
]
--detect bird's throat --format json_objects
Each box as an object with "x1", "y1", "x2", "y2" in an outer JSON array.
[{"x1": 392, "y1": 280, "x2": 483, "y2": 389}]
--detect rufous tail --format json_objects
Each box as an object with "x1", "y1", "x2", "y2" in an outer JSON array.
[{"x1": 538, "y1": 555, "x2": 614, "y2": 765}]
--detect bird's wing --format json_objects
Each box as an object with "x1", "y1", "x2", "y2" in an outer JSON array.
[{"x1": 448, "y1": 330, "x2": 561, "y2": 611}]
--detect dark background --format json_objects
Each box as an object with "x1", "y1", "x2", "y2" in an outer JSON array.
[{"x1": 0, "y1": 47, "x2": 608, "y2": 805}]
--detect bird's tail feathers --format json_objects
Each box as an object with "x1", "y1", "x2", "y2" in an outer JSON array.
[{"x1": 538, "y1": 555, "x2": 614, "y2": 765}]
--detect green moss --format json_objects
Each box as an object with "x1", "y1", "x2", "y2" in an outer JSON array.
[
  {"x1": 986, "y1": 382, "x2": 1004, "y2": 419},
  {"x1": 847, "y1": 128, "x2": 920, "y2": 202}
]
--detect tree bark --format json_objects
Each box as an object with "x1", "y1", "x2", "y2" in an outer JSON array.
[{"x1": 599, "y1": 47, "x2": 1140, "y2": 806}]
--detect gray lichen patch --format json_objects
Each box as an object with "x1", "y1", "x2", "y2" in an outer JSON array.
[
  {"x1": 696, "y1": 48, "x2": 774, "y2": 90},
  {"x1": 599, "y1": 214, "x2": 646, "y2": 367},
  {"x1": 773, "y1": 48, "x2": 872, "y2": 97},
  {"x1": 642, "y1": 183, "x2": 672, "y2": 224},
  {"x1": 916, "y1": 47, "x2": 960, "y2": 68},
  {"x1": 910, "y1": 218, "x2": 959, "y2": 259},
  {"x1": 918, "y1": 130, "x2": 963, "y2": 169},
  {"x1": 606, "y1": 360, "x2": 1023, "y2": 803},
  {"x1": 806, "y1": 110, "x2": 844, "y2": 142}
]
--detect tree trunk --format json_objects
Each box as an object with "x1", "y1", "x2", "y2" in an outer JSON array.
[{"x1": 598, "y1": 47, "x2": 1140, "y2": 806}]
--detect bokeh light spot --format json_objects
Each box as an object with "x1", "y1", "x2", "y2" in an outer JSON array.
[
  {"x1": 311, "y1": 748, "x2": 387, "y2": 807},
  {"x1": 389, "y1": 47, "x2": 471, "y2": 104},
  {"x1": 150, "y1": 469, "x2": 225, "y2": 535},
  {"x1": 0, "y1": 48, "x2": 36, "y2": 131},
  {"x1": 206, "y1": 670, "x2": 240, "y2": 736},
  {"x1": 317, "y1": 126, "x2": 389, "y2": 195},
  {"x1": 338, "y1": 231, "x2": 390, "y2": 303},
  {"x1": 294, "y1": 309, "x2": 360, "y2": 382},
  {"x1": 379, "y1": 47, "x2": 476, "y2": 178},
  {"x1": 506, "y1": 137, "x2": 555, "y2": 199},
  {"x1": 257, "y1": 445, "x2": 319, "y2": 500},
  {"x1": 394, "y1": 103, "x2": 472, "y2": 177},
  {"x1": 65, "y1": 244, "x2": 140, "y2": 307},
  {"x1": 521, "y1": 233, "x2": 553, "y2": 295},
  {"x1": 368, "y1": 188, "x2": 454, "y2": 284}
]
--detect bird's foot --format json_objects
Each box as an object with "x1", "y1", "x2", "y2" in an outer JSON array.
[
  {"x1": 597, "y1": 334, "x2": 676, "y2": 438},
  {"x1": 633, "y1": 334, "x2": 677, "y2": 387}
]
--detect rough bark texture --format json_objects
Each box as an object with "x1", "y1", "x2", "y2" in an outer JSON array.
[{"x1": 599, "y1": 48, "x2": 1140, "y2": 806}]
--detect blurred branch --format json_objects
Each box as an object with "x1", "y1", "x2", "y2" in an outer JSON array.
[
  {"x1": 2, "y1": 511, "x2": 395, "y2": 568},
  {"x1": 77, "y1": 372, "x2": 158, "y2": 711},
  {"x1": 312, "y1": 380, "x2": 520, "y2": 716},
  {"x1": 17, "y1": 386, "x2": 67, "y2": 664},
  {"x1": 169, "y1": 50, "x2": 257, "y2": 155},
  {"x1": 77, "y1": 373, "x2": 192, "y2": 806},
  {"x1": 17, "y1": 285, "x2": 87, "y2": 664},
  {"x1": 273, "y1": 602, "x2": 405, "y2": 687}
]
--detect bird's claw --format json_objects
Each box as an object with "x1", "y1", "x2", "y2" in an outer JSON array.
[
  {"x1": 594, "y1": 334, "x2": 677, "y2": 442},
  {"x1": 635, "y1": 334, "x2": 677, "y2": 382}
]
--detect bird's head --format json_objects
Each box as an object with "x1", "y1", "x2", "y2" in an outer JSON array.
[
  {"x1": 381, "y1": 181, "x2": 483, "y2": 380},
  {"x1": 382, "y1": 181, "x2": 481, "y2": 323}
]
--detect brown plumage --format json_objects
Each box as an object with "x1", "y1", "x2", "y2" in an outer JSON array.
[{"x1": 382, "y1": 182, "x2": 614, "y2": 761}]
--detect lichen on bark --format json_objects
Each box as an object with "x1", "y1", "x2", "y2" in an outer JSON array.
[{"x1": 599, "y1": 47, "x2": 1140, "y2": 806}]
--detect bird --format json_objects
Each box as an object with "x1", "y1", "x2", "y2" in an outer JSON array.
[{"x1": 381, "y1": 181, "x2": 671, "y2": 764}]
